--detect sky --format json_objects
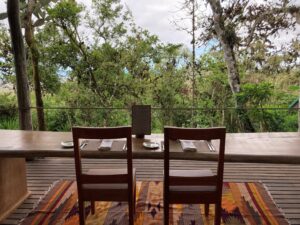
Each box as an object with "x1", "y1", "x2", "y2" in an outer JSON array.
[
  {"x1": 120, "y1": 0, "x2": 191, "y2": 45},
  {"x1": 0, "y1": 0, "x2": 299, "y2": 51},
  {"x1": 0, "y1": 0, "x2": 194, "y2": 47}
]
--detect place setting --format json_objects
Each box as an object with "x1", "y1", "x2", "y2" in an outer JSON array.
[
  {"x1": 60, "y1": 140, "x2": 88, "y2": 149},
  {"x1": 60, "y1": 139, "x2": 126, "y2": 152},
  {"x1": 179, "y1": 139, "x2": 216, "y2": 152}
]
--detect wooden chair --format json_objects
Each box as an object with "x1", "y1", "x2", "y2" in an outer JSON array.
[
  {"x1": 163, "y1": 127, "x2": 226, "y2": 225},
  {"x1": 72, "y1": 126, "x2": 136, "y2": 225}
]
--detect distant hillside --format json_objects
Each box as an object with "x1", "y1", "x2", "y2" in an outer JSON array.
[{"x1": 0, "y1": 82, "x2": 14, "y2": 93}]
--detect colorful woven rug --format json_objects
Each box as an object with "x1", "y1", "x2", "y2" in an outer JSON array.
[{"x1": 20, "y1": 180, "x2": 288, "y2": 225}]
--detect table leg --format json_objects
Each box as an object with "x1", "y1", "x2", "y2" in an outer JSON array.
[{"x1": 0, "y1": 158, "x2": 30, "y2": 222}]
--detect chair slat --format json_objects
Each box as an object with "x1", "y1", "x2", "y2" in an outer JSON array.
[
  {"x1": 165, "y1": 126, "x2": 226, "y2": 141},
  {"x1": 169, "y1": 175, "x2": 217, "y2": 186},
  {"x1": 81, "y1": 174, "x2": 128, "y2": 184},
  {"x1": 72, "y1": 126, "x2": 131, "y2": 139}
]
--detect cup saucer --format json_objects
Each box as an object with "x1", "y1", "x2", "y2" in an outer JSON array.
[
  {"x1": 61, "y1": 141, "x2": 74, "y2": 148},
  {"x1": 143, "y1": 141, "x2": 159, "y2": 149}
]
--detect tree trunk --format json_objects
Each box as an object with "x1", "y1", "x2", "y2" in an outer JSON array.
[
  {"x1": 207, "y1": 0, "x2": 255, "y2": 132},
  {"x1": 298, "y1": 96, "x2": 300, "y2": 132},
  {"x1": 7, "y1": 0, "x2": 32, "y2": 130},
  {"x1": 24, "y1": 0, "x2": 46, "y2": 131},
  {"x1": 191, "y1": 0, "x2": 196, "y2": 127}
]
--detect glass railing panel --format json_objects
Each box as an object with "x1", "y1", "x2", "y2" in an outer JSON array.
[{"x1": 0, "y1": 106, "x2": 298, "y2": 132}]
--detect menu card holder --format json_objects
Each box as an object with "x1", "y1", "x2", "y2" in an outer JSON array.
[{"x1": 132, "y1": 105, "x2": 151, "y2": 138}]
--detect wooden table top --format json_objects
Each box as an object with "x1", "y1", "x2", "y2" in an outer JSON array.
[{"x1": 0, "y1": 129, "x2": 300, "y2": 164}]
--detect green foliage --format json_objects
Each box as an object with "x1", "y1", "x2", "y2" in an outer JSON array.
[
  {"x1": 87, "y1": 0, "x2": 131, "y2": 45},
  {"x1": 0, "y1": 93, "x2": 18, "y2": 129},
  {"x1": 46, "y1": 109, "x2": 71, "y2": 131},
  {"x1": 0, "y1": 93, "x2": 17, "y2": 117},
  {"x1": 47, "y1": 1, "x2": 83, "y2": 27},
  {"x1": 0, "y1": 117, "x2": 19, "y2": 129},
  {"x1": 237, "y1": 83, "x2": 273, "y2": 107},
  {"x1": 282, "y1": 112, "x2": 298, "y2": 131},
  {"x1": 0, "y1": 0, "x2": 299, "y2": 132},
  {"x1": 0, "y1": 26, "x2": 14, "y2": 84}
]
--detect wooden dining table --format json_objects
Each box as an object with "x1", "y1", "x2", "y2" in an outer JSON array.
[{"x1": 1, "y1": 129, "x2": 300, "y2": 221}]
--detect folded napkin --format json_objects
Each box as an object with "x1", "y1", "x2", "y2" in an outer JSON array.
[
  {"x1": 98, "y1": 139, "x2": 113, "y2": 151},
  {"x1": 180, "y1": 140, "x2": 197, "y2": 152}
]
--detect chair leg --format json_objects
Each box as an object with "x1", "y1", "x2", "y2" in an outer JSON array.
[
  {"x1": 205, "y1": 203, "x2": 209, "y2": 216},
  {"x1": 91, "y1": 201, "x2": 95, "y2": 215},
  {"x1": 78, "y1": 200, "x2": 85, "y2": 225},
  {"x1": 129, "y1": 196, "x2": 134, "y2": 225},
  {"x1": 164, "y1": 202, "x2": 169, "y2": 225},
  {"x1": 133, "y1": 185, "x2": 136, "y2": 214},
  {"x1": 129, "y1": 204, "x2": 134, "y2": 225},
  {"x1": 214, "y1": 202, "x2": 222, "y2": 225}
]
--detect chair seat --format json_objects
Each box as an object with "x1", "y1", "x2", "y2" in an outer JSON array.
[
  {"x1": 82, "y1": 183, "x2": 128, "y2": 190},
  {"x1": 169, "y1": 185, "x2": 216, "y2": 192},
  {"x1": 86, "y1": 168, "x2": 128, "y2": 176},
  {"x1": 170, "y1": 169, "x2": 214, "y2": 177},
  {"x1": 81, "y1": 168, "x2": 136, "y2": 201},
  {"x1": 168, "y1": 169, "x2": 217, "y2": 204},
  {"x1": 169, "y1": 169, "x2": 216, "y2": 193}
]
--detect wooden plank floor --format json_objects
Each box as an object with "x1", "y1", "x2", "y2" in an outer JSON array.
[{"x1": 1, "y1": 158, "x2": 300, "y2": 225}]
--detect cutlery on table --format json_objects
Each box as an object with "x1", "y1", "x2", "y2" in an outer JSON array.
[
  {"x1": 206, "y1": 140, "x2": 215, "y2": 152},
  {"x1": 80, "y1": 140, "x2": 88, "y2": 150}
]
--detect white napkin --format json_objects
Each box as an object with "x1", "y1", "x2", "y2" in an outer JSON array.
[
  {"x1": 98, "y1": 139, "x2": 113, "y2": 151},
  {"x1": 180, "y1": 140, "x2": 197, "y2": 152}
]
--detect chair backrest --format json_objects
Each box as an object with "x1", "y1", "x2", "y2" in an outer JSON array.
[
  {"x1": 164, "y1": 127, "x2": 226, "y2": 190},
  {"x1": 72, "y1": 126, "x2": 133, "y2": 186}
]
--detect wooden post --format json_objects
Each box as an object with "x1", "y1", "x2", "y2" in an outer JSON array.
[{"x1": 0, "y1": 158, "x2": 30, "y2": 222}]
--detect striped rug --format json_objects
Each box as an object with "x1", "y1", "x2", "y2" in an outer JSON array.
[{"x1": 20, "y1": 180, "x2": 288, "y2": 225}]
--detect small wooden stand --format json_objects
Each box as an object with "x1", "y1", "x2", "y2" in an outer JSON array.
[
  {"x1": 132, "y1": 105, "x2": 151, "y2": 138},
  {"x1": 0, "y1": 158, "x2": 30, "y2": 222}
]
